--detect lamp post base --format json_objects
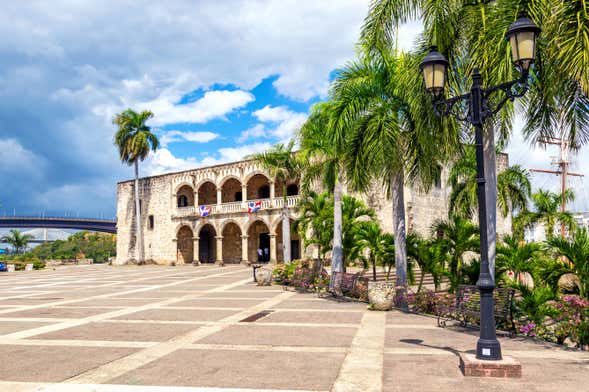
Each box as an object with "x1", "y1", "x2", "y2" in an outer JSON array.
[
  {"x1": 460, "y1": 353, "x2": 521, "y2": 378},
  {"x1": 476, "y1": 337, "x2": 502, "y2": 360}
]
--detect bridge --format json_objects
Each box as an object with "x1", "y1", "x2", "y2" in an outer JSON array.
[{"x1": 0, "y1": 217, "x2": 117, "y2": 234}]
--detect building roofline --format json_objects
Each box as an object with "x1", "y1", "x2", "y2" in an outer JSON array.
[{"x1": 117, "y1": 157, "x2": 256, "y2": 185}]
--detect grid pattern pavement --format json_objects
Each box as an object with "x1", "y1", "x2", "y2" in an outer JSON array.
[{"x1": 0, "y1": 265, "x2": 586, "y2": 392}]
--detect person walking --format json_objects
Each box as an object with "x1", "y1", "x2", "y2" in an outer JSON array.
[
  {"x1": 263, "y1": 247, "x2": 269, "y2": 262},
  {"x1": 257, "y1": 248, "x2": 263, "y2": 262}
]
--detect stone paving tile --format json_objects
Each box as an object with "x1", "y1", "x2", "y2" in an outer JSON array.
[
  {"x1": 201, "y1": 291, "x2": 280, "y2": 299},
  {"x1": 0, "y1": 321, "x2": 53, "y2": 335},
  {"x1": 111, "y1": 308, "x2": 236, "y2": 322},
  {"x1": 382, "y1": 353, "x2": 589, "y2": 392},
  {"x1": 0, "y1": 345, "x2": 138, "y2": 382},
  {"x1": 259, "y1": 310, "x2": 363, "y2": 325},
  {"x1": 385, "y1": 325, "x2": 477, "y2": 352},
  {"x1": 386, "y1": 311, "x2": 438, "y2": 325},
  {"x1": 272, "y1": 299, "x2": 367, "y2": 310},
  {"x1": 198, "y1": 324, "x2": 357, "y2": 347},
  {"x1": 110, "y1": 291, "x2": 192, "y2": 299},
  {"x1": 0, "y1": 298, "x2": 68, "y2": 306},
  {"x1": 109, "y1": 349, "x2": 345, "y2": 390},
  {"x1": 71, "y1": 298, "x2": 157, "y2": 307},
  {"x1": 31, "y1": 321, "x2": 199, "y2": 342},
  {"x1": 166, "y1": 299, "x2": 265, "y2": 308},
  {"x1": 1, "y1": 307, "x2": 117, "y2": 319}
]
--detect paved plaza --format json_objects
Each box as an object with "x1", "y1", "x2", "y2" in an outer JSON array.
[{"x1": 0, "y1": 265, "x2": 586, "y2": 392}]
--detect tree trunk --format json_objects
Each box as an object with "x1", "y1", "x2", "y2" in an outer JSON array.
[
  {"x1": 417, "y1": 270, "x2": 425, "y2": 293},
  {"x1": 332, "y1": 168, "x2": 344, "y2": 273},
  {"x1": 392, "y1": 169, "x2": 408, "y2": 309},
  {"x1": 483, "y1": 125, "x2": 497, "y2": 281},
  {"x1": 134, "y1": 161, "x2": 144, "y2": 264},
  {"x1": 372, "y1": 256, "x2": 377, "y2": 281},
  {"x1": 282, "y1": 184, "x2": 291, "y2": 264}
]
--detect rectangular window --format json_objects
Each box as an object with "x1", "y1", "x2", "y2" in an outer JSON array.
[{"x1": 148, "y1": 215, "x2": 154, "y2": 230}]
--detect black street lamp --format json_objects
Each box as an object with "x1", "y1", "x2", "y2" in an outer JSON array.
[{"x1": 420, "y1": 14, "x2": 541, "y2": 361}]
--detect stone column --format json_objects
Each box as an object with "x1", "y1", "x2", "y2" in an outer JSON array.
[
  {"x1": 270, "y1": 180, "x2": 275, "y2": 199},
  {"x1": 193, "y1": 237, "x2": 200, "y2": 265},
  {"x1": 241, "y1": 234, "x2": 249, "y2": 265},
  {"x1": 194, "y1": 192, "x2": 198, "y2": 206},
  {"x1": 216, "y1": 187, "x2": 222, "y2": 205},
  {"x1": 215, "y1": 236, "x2": 224, "y2": 266},
  {"x1": 269, "y1": 234, "x2": 277, "y2": 264},
  {"x1": 172, "y1": 238, "x2": 178, "y2": 265},
  {"x1": 242, "y1": 183, "x2": 248, "y2": 201}
]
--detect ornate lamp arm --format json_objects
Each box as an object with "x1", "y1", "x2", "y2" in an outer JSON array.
[
  {"x1": 481, "y1": 74, "x2": 529, "y2": 120},
  {"x1": 432, "y1": 92, "x2": 472, "y2": 123}
]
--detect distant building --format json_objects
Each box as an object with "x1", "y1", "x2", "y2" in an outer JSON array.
[{"x1": 115, "y1": 154, "x2": 511, "y2": 265}]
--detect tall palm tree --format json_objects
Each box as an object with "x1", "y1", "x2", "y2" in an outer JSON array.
[
  {"x1": 516, "y1": 189, "x2": 576, "y2": 238},
  {"x1": 331, "y1": 50, "x2": 455, "y2": 308},
  {"x1": 1, "y1": 229, "x2": 34, "y2": 254},
  {"x1": 113, "y1": 109, "x2": 159, "y2": 264},
  {"x1": 432, "y1": 215, "x2": 480, "y2": 292},
  {"x1": 448, "y1": 146, "x2": 531, "y2": 219},
  {"x1": 249, "y1": 141, "x2": 301, "y2": 264},
  {"x1": 299, "y1": 102, "x2": 346, "y2": 272}
]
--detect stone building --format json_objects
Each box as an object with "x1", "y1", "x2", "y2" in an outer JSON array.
[{"x1": 115, "y1": 154, "x2": 510, "y2": 265}]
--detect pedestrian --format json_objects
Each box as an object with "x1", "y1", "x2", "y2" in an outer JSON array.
[
  {"x1": 263, "y1": 247, "x2": 269, "y2": 262},
  {"x1": 257, "y1": 248, "x2": 263, "y2": 262}
]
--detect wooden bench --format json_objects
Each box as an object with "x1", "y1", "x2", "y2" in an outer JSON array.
[
  {"x1": 327, "y1": 271, "x2": 368, "y2": 300},
  {"x1": 437, "y1": 285, "x2": 516, "y2": 333},
  {"x1": 283, "y1": 265, "x2": 327, "y2": 292}
]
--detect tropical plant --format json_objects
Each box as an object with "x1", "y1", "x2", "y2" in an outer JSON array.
[
  {"x1": 496, "y1": 235, "x2": 542, "y2": 285},
  {"x1": 353, "y1": 221, "x2": 383, "y2": 281},
  {"x1": 249, "y1": 141, "x2": 302, "y2": 264},
  {"x1": 544, "y1": 228, "x2": 589, "y2": 298},
  {"x1": 113, "y1": 109, "x2": 159, "y2": 264},
  {"x1": 293, "y1": 191, "x2": 332, "y2": 260},
  {"x1": 341, "y1": 195, "x2": 377, "y2": 270},
  {"x1": 331, "y1": 49, "x2": 454, "y2": 308},
  {"x1": 448, "y1": 146, "x2": 531, "y2": 219},
  {"x1": 1, "y1": 229, "x2": 34, "y2": 254},
  {"x1": 516, "y1": 189, "x2": 576, "y2": 238},
  {"x1": 299, "y1": 102, "x2": 347, "y2": 273},
  {"x1": 406, "y1": 234, "x2": 445, "y2": 292},
  {"x1": 432, "y1": 215, "x2": 480, "y2": 292}
]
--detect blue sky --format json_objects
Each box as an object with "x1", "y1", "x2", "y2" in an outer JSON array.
[{"x1": 0, "y1": 0, "x2": 587, "y2": 219}]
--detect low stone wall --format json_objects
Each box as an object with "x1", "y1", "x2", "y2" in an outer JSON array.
[{"x1": 45, "y1": 259, "x2": 93, "y2": 267}]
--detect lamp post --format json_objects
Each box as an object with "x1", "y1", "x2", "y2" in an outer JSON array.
[{"x1": 420, "y1": 14, "x2": 541, "y2": 361}]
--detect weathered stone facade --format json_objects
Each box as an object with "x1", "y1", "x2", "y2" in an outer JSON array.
[{"x1": 115, "y1": 154, "x2": 510, "y2": 265}]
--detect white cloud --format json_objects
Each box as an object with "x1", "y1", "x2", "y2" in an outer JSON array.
[
  {"x1": 141, "y1": 90, "x2": 255, "y2": 126},
  {"x1": 160, "y1": 130, "x2": 220, "y2": 147},
  {"x1": 239, "y1": 105, "x2": 307, "y2": 142}
]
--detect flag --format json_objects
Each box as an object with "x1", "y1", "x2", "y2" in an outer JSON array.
[
  {"x1": 247, "y1": 200, "x2": 261, "y2": 213},
  {"x1": 199, "y1": 205, "x2": 211, "y2": 217}
]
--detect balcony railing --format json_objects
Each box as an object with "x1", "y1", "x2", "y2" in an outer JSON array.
[{"x1": 173, "y1": 195, "x2": 300, "y2": 217}]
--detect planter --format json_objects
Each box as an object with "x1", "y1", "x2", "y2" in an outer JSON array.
[
  {"x1": 256, "y1": 268, "x2": 273, "y2": 286},
  {"x1": 368, "y1": 281, "x2": 395, "y2": 311},
  {"x1": 6, "y1": 264, "x2": 15, "y2": 272}
]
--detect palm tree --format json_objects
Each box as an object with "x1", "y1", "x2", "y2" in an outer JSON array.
[
  {"x1": 544, "y1": 228, "x2": 589, "y2": 298},
  {"x1": 1, "y1": 229, "x2": 34, "y2": 254},
  {"x1": 293, "y1": 191, "x2": 332, "y2": 261},
  {"x1": 448, "y1": 146, "x2": 531, "y2": 219},
  {"x1": 249, "y1": 141, "x2": 301, "y2": 264},
  {"x1": 496, "y1": 235, "x2": 542, "y2": 286},
  {"x1": 341, "y1": 195, "x2": 377, "y2": 271},
  {"x1": 113, "y1": 109, "x2": 159, "y2": 264},
  {"x1": 406, "y1": 233, "x2": 445, "y2": 292},
  {"x1": 360, "y1": 0, "x2": 589, "y2": 291},
  {"x1": 331, "y1": 51, "x2": 455, "y2": 308},
  {"x1": 516, "y1": 189, "x2": 576, "y2": 239},
  {"x1": 432, "y1": 215, "x2": 480, "y2": 292},
  {"x1": 299, "y1": 102, "x2": 347, "y2": 273},
  {"x1": 353, "y1": 220, "x2": 383, "y2": 281}
]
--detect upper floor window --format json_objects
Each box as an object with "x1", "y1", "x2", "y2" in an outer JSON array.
[
  {"x1": 286, "y1": 183, "x2": 299, "y2": 196},
  {"x1": 148, "y1": 215, "x2": 154, "y2": 229},
  {"x1": 177, "y1": 195, "x2": 189, "y2": 207}
]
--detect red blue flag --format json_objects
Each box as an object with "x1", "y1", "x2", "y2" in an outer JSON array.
[
  {"x1": 247, "y1": 201, "x2": 261, "y2": 213},
  {"x1": 199, "y1": 205, "x2": 211, "y2": 217}
]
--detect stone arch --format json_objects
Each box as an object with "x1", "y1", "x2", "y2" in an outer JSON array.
[
  {"x1": 274, "y1": 217, "x2": 301, "y2": 262},
  {"x1": 176, "y1": 225, "x2": 194, "y2": 264},
  {"x1": 222, "y1": 222, "x2": 242, "y2": 264},
  {"x1": 274, "y1": 178, "x2": 300, "y2": 198},
  {"x1": 246, "y1": 173, "x2": 270, "y2": 200},
  {"x1": 198, "y1": 181, "x2": 217, "y2": 205},
  {"x1": 247, "y1": 219, "x2": 271, "y2": 263},
  {"x1": 176, "y1": 184, "x2": 195, "y2": 207},
  {"x1": 198, "y1": 224, "x2": 217, "y2": 263},
  {"x1": 220, "y1": 177, "x2": 243, "y2": 203}
]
